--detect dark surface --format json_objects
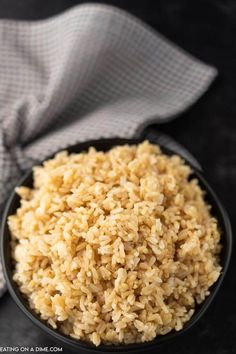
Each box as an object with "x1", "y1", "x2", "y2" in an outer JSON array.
[{"x1": 0, "y1": 0, "x2": 235, "y2": 353}]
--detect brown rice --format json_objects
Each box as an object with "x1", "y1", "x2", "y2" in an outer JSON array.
[{"x1": 8, "y1": 141, "x2": 221, "y2": 346}]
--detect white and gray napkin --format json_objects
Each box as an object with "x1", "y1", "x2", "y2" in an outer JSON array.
[{"x1": 0, "y1": 3, "x2": 217, "y2": 296}]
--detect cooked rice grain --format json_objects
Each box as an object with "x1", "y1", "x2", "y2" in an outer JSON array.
[{"x1": 8, "y1": 141, "x2": 221, "y2": 346}]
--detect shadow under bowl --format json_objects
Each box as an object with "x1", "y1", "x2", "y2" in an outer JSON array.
[{"x1": 1, "y1": 137, "x2": 232, "y2": 354}]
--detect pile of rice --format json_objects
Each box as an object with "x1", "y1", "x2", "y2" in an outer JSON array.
[{"x1": 8, "y1": 141, "x2": 221, "y2": 346}]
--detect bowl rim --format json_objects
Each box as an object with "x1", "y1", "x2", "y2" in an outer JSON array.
[{"x1": 1, "y1": 137, "x2": 233, "y2": 353}]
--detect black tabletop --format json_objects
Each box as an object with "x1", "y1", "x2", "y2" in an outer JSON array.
[{"x1": 0, "y1": 1, "x2": 235, "y2": 353}]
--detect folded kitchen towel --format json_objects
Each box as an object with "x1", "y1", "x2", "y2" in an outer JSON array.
[{"x1": 0, "y1": 3, "x2": 217, "y2": 296}]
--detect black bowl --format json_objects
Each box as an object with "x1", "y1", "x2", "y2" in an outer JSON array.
[{"x1": 1, "y1": 137, "x2": 232, "y2": 354}]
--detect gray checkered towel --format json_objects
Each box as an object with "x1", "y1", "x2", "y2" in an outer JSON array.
[{"x1": 0, "y1": 3, "x2": 217, "y2": 296}]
